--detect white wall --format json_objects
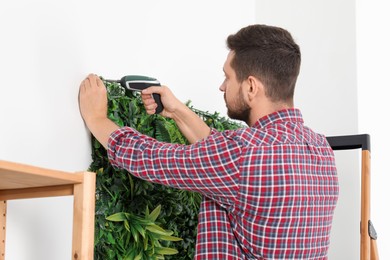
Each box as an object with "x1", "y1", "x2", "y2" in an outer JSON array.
[
  {"x1": 0, "y1": 1, "x2": 254, "y2": 259},
  {"x1": 1, "y1": 0, "x2": 387, "y2": 259}
]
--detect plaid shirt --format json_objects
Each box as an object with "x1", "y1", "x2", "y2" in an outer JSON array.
[{"x1": 107, "y1": 108, "x2": 339, "y2": 259}]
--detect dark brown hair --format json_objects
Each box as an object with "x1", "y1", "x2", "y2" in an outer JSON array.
[{"x1": 227, "y1": 24, "x2": 301, "y2": 102}]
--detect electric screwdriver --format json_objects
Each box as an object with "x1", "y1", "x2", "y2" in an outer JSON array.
[{"x1": 105, "y1": 75, "x2": 164, "y2": 114}]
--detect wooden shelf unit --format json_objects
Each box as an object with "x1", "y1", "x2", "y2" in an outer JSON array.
[{"x1": 0, "y1": 160, "x2": 96, "y2": 260}]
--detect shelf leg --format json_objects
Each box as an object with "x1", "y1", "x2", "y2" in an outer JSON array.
[
  {"x1": 71, "y1": 172, "x2": 96, "y2": 260},
  {"x1": 0, "y1": 201, "x2": 6, "y2": 260}
]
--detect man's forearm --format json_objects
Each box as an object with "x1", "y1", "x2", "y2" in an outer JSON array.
[
  {"x1": 171, "y1": 103, "x2": 211, "y2": 144},
  {"x1": 85, "y1": 105, "x2": 210, "y2": 148},
  {"x1": 86, "y1": 117, "x2": 120, "y2": 149}
]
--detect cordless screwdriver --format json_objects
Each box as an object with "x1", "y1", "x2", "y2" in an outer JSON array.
[{"x1": 105, "y1": 75, "x2": 164, "y2": 114}]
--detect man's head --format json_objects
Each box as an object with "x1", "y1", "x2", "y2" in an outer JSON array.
[{"x1": 220, "y1": 24, "x2": 301, "y2": 125}]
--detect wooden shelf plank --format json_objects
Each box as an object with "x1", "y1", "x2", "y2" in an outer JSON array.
[
  {"x1": 0, "y1": 160, "x2": 83, "y2": 190},
  {"x1": 0, "y1": 185, "x2": 74, "y2": 201}
]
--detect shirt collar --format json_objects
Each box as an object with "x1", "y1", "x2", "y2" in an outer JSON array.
[{"x1": 253, "y1": 108, "x2": 304, "y2": 129}]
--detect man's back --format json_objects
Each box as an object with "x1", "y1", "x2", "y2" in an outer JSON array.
[{"x1": 231, "y1": 108, "x2": 339, "y2": 259}]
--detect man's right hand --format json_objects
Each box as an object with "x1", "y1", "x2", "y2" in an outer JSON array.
[
  {"x1": 141, "y1": 85, "x2": 183, "y2": 119},
  {"x1": 141, "y1": 85, "x2": 211, "y2": 143}
]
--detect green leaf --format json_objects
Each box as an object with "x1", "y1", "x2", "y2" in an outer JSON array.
[
  {"x1": 124, "y1": 220, "x2": 130, "y2": 232},
  {"x1": 107, "y1": 232, "x2": 116, "y2": 245},
  {"x1": 158, "y1": 235, "x2": 183, "y2": 242},
  {"x1": 133, "y1": 223, "x2": 146, "y2": 239},
  {"x1": 134, "y1": 252, "x2": 143, "y2": 260},
  {"x1": 148, "y1": 204, "x2": 161, "y2": 222},
  {"x1": 145, "y1": 224, "x2": 172, "y2": 236},
  {"x1": 93, "y1": 139, "x2": 101, "y2": 149},
  {"x1": 155, "y1": 118, "x2": 171, "y2": 143},
  {"x1": 143, "y1": 233, "x2": 149, "y2": 250},
  {"x1": 130, "y1": 224, "x2": 139, "y2": 243},
  {"x1": 154, "y1": 247, "x2": 179, "y2": 255},
  {"x1": 106, "y1": 212, "x2": 127, "y2": 222},
  {"x1": 127, "y1": 172, "x2": 134, "y2": 200}
]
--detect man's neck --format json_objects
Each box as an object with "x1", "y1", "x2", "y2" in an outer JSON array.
[{"x1": 248, "y1": 102, "x2": 293, "y2": 127}]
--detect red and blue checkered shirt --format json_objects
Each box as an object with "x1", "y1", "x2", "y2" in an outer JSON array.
[{"x1": 107, "y1": 108, "x2": 339, "y2": 259}]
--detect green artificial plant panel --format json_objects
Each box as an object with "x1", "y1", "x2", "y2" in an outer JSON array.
[{"x1": 89, "y1": 79, "x2": 242, "y2": 259}]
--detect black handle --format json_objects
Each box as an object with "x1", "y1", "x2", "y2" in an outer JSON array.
[{"x1": 152, "y1": 93, "x2": 164, "y2": 114}]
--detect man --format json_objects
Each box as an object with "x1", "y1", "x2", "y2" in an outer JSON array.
[{"x1": 79, "y1": 24, "x2": 339, "y2": 259}]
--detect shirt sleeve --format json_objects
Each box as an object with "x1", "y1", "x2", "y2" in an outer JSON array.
[{"x1": 107, "y1": 126, "x2": 242, "y2": 207}]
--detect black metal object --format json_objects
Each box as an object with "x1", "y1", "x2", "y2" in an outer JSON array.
[{"x1": 326, "y1": 134, "x2": 370, "y2": 152}]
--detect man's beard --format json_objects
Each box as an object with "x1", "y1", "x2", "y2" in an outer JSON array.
[{"x1": 225, "y1": 90, "x2": 251, "y2": 125}]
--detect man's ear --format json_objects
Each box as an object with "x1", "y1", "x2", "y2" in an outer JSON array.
[{"x1": 245, "y1": 76, "x2": 263, "y2": 101}]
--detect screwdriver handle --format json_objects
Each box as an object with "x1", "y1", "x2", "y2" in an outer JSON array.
[{"x1": 151, "y1": 93, "x2": 163, "y2": 114}]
